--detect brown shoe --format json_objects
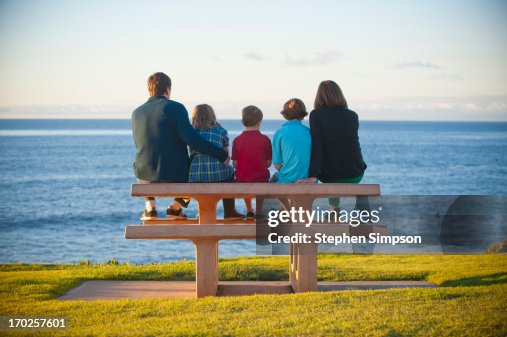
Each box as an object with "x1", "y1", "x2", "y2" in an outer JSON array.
[
  {"x1": 140, "y1": 209, "x2": 158, "y2": 220},
  {"x1": 224, "y1": 211, "x2": 245, "y2": 220},
  {"x1": 166, "y1": 207, "x2": 187, "y2": 220},
  {"x1": 245, "y1": 211, "x2": 256, "y2": 220},
  {"x1": 223, "y1": 198, "x2": 244, "y2": 220}
]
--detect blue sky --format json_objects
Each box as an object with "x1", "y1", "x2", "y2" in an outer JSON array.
[{"x1": 0, "y1": 0, "x2": 506, "y2": 120}]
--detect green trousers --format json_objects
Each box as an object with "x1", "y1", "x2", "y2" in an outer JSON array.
[{"x1": 324, "y1": 173, "x2": 364, "y2": 206}]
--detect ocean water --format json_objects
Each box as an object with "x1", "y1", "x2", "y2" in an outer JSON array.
[{"x1": 0, "y1": 119, "x2": 506, "y2": 263}]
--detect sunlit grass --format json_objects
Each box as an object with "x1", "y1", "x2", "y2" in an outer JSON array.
[{"x1": 0, "y1": 254, "x2": 506, "y2": 336}]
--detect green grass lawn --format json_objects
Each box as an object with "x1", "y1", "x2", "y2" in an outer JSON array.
[{"x1": 0, "y1": 254, "x2": 506, "y2": 336}]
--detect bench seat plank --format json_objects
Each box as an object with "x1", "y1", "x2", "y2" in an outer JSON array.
[
  {"x1": 125, "y1": 224, "x2": 257, "y2": 240},
  {"x1": 125, "y1": 224, "x2": 388, "y2": 240},
  {"x1": 143, "y1": 218, "x2": 255, "y2": 225}
]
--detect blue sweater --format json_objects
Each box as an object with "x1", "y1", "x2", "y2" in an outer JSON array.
[
  {"x1": 131, "y1": 96, "x2": 228, "y2": 182},
  {"x1": 272, "y1": 120, "x2": 311, "y2": 183}
]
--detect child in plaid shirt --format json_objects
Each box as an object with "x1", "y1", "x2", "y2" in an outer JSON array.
[{"x1": 189, "y1": 104, "x2": 244, "y2": 219}]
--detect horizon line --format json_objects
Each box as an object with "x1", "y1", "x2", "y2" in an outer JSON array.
[{"x1": 0, "y1": 117, "x2": 506, "y2": 123}]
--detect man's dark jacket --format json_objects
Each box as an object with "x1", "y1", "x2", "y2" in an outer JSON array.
[{"x1": 131, "y1": 96, "x2": 228, "y2": 182}]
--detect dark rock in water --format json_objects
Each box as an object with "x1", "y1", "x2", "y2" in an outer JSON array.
[
  {"x1": 440, "y1": 196, "x2": 507, "y2": 254},
  {"x1": 486, "y1": 238, "x2": 507, "y2": 254}
]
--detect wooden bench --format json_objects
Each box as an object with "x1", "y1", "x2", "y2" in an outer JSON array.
[{"x1": 125, "y1": 183, "x2": 385, "y2": 297}]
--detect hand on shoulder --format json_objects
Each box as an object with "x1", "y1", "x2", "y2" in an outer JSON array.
[{"x1": 296, "y1": 177, "x2": 318, "y2": 183}]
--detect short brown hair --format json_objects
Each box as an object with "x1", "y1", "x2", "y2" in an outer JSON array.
[
  {"x1": 314, "y1": 80, "x2": 348, "y2": 109},
  {"x1": 192, "y1": 104, "x2": 217, "y2": 129},
  {"x1": 242, "y1": 105, "x2": 263, "y2": 127},
  {"x1": 147, "y1": 72, "x2": 171, "y2": 96},
  {"x1": 281, "y1": 98, "x2": 308, "y2": 120}
]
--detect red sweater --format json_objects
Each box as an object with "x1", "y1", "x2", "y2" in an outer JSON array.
[{"x1": 232, "y1": 130, "x2": 272, "y2": 182}]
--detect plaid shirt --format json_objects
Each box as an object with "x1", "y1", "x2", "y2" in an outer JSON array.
[{"x1": 189, "y1": 124, "x2": 234, "y2": 182}]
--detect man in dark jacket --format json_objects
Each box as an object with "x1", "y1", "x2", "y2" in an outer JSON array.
[{"x1": 132, "y1": 72, "x2": 229, "y2": 220}]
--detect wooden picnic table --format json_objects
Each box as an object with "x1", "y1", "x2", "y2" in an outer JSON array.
[{"x1": 125, "y1": 183, "x2": 384, "y2": 297}]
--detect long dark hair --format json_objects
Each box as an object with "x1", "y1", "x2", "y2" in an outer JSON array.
[{"x1": 314, "y1": 80, "x2": 348, "y2": 109}]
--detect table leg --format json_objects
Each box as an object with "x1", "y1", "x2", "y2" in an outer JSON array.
[
  {"x1": 290, "y1": 242, "x2": 318, "y2": 292},
  {"x1": 193, "y1": 197, "x2": 220, "y2": 297},
  {"x1": 288, "y1": 196, "x2": 318, "y2": 293},
  {"x1": 193, "y1": 238, "x2": 219, "y2": 298},
  {"x1": 289, "y1": 242, "x2": 298, "y2": 291},
  {"x1": 195, "y1": 197, "x2": 219, "y2": 225}
]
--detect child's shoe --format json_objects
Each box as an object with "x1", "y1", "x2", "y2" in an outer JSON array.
[
  {"x1": 167, "y1": 207, "x2": 187, "y2": 220},
  {"x1": 224, "y1": 210, "x2": 245, "y2": 220},
  {"x1": 223, "y1": 198, "x2": 245, "y2": 220},
  {"x1": 140, "y1": 208, "x2": 158, "y2": 220},
  {"x1": 245, "y1": 211, "x2": 255, "y2": 220}
]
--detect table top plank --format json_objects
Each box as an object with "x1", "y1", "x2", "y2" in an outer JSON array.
[{"x1": 131, "y1": 183, "x2": 380, "y2": 198}]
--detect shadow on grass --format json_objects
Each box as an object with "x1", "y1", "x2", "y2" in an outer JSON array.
[
  {"x1": 317, "y1": 265, "x2": 430, "y2": 282},
  {"x1": 220, "y1": 265, "x2": 288, "y2": 281},
  {"x1": 49, "y1": 278, "x2": 87, "y2": 299},
  {"x1": 114, "y1": 270, "x2": 195, "y2": 281},
  {"x1": 0, "y1": 263, "x2": 75, "y2": 272},
  {"x1": 441, "y1": 272, "x2": 507, "y2": 287}
]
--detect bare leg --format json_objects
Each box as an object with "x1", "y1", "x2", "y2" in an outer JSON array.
[
  {"x1": 145, "y1": 199, "x2": 156, "y2": 211},
  {"x1": 170, "y1": 200, "x2": 182, "y2": 210},
  {"x1": 244, "y1": 198, "x2": 254, "y2": 213},
  {"x1": 278, "y1": 198, "x2": 291, "y2": 211}
]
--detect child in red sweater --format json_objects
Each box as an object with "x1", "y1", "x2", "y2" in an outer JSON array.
[{"x1": 232, "y1": 105, "x2": 272, "y2": 218}]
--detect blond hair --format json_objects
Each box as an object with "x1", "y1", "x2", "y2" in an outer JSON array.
[{"x1": 192, "y1": 104, "x2": 217, "y2": 129}]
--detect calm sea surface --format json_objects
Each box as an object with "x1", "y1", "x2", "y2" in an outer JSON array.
[{"x1": 0, "y1": 119, "x2": 506, "y2": 263}]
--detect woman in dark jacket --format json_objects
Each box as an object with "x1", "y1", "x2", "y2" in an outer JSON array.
[{"x1": 298, "y1": 80, "x2": 367, "y2": 211}]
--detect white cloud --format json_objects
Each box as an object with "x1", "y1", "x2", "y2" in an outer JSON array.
[
  {"x1": 0, "y1": 104, "x2": 131, "y2": 119},
  {"x1": 394, "y1": 61, "x2": 441, "y2": 70},
  {"x1": 485, "y1": 102, "x2": 507, "y2": 112},
  {"x1": 284, "y1": 50, "x2": 344, "y2": 66},
  {"x1": 354, "y1": 96, "x2": 507, "y2": 121},
  {"x1": 244, "y1": 52, "x2": 263, "y2": 61},
  {"x1": 2, "y1": 96, "x2": 507, "y2": 121},
  {"x1": 431, "y1": 72, "x2": 464, "y2": 81}
]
